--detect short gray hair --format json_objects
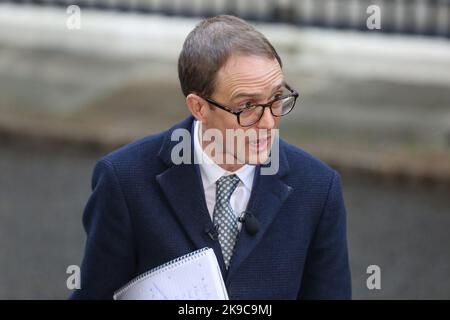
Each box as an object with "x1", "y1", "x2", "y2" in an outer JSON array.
[{"x1": 178, "y1": 15, "x2": 282, "y2": 97}]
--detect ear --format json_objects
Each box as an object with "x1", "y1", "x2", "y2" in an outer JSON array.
[{"x1": 186, "y1": 93, "x2": 210, "y2": 123}]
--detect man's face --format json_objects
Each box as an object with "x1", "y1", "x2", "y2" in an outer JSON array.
[{"x1": 201, "y1": 54, "x2": 284, "y2": 170}]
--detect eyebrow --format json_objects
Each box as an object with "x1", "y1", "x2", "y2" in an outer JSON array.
[{"x1": 230, "y1": 81, "x2": 285, "y2": 102}]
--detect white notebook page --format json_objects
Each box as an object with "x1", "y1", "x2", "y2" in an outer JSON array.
[{"x1": 113, "y1": 248, "x2": 228, "y2": 300}]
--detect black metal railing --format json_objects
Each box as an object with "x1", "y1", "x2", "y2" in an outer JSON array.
[{"x1": 1, "y1": 0, "x2": 449, "y2": 38}]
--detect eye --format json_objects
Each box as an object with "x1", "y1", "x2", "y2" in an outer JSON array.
[
  {"x1": 273, "y1": 92, "x2": 283, "y2": 100},
  {"x1": 238, "y1": 101, "x2": 254, "y2": 110}
]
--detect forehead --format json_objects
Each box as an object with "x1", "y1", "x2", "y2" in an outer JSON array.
[{"x1": 214, "y1": 55, "x2": 283, "y2": 99}]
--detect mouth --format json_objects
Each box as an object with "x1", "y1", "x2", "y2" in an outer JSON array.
[{"x1": 248, "y1": 136, "x2": 271, "y2": 154}]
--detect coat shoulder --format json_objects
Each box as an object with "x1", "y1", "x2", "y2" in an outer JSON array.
[
  {"x1": 102, "y1": 131, "x2": 166, "y2": 167},
  {"x1": 280, "y1": 140, "x2": 337, "y2": 178},
  {"x1": 100, "y1": 117, "x2": 194, "y2": 171}
]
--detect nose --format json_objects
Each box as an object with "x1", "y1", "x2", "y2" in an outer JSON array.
[{"x1": 257, "y1": 107, "x2": 275, "y2": 129}]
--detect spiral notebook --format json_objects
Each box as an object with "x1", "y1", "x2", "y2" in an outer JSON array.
[{"x1": 113, "y1": 247, "x2": 228, "y2": 300}]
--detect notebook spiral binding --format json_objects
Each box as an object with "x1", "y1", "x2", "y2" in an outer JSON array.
[{"x1": 113, "y1": 247, "x2": 210, "y2": 299}]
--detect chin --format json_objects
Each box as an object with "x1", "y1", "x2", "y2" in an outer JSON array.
[
  {"x1": 244, "y1": 147, "x2": 272, "y2": 166},
  {"x1": 247, "y1": 153, "x2": 270, "y2": 165}
]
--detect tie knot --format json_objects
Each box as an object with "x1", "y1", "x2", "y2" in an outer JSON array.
[{"x1": 216, "y1": 174, "x2": 240, "y2": 199}]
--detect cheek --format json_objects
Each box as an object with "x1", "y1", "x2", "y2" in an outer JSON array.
[
  {"x1": 215, "y1": 113, "x2": 239, "y2": 130},
  {"x1": 206, "y1": 111, "x2": 222, "y2": 129}
]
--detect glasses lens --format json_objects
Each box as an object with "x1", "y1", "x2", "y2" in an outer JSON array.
[
  {"x1": 270, "y1": 96, "x2": 295, "y2": 116},
  {"x1": 239, "y1": 106, "x2": 264, "y2": 127},
  {"x1": 238, "y1": 96, "x2": 297, "y2": 126},
  {"x1": 277, "y1": 96, "x2": 296, "y2": 116}
]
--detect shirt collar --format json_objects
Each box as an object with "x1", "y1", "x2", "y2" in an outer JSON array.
[{"x1": 193, "y1": 120, "x2": 255, "y2": 190}]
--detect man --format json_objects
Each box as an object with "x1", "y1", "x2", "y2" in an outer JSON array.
[{"x1": 71, "y1": 15, "x2": 351, "y2": 300}]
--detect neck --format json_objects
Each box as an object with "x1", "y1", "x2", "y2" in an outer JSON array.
[
  {"x1": 198, "y1": 122, "x2": 245, "y2": 172},
  {"x1": 201, "y1": 139, "x2": 244, "y2": 172},
  {"x1": 217, "y1": 161, "x2": 244, "y2": 172}
]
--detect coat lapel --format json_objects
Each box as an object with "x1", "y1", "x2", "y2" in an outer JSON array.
[
  {"x1": 155, "y1": 117, "x2": 216, "y2": 251},
  {"x1": 156, "y1": 163, "x2": 216, "y2": 249},
  {"x1": 225, "y1": 142, "x2": 293, "y2": 284}
]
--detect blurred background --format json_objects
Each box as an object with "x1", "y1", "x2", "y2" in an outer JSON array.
[{"x1": 0, "y1": 0, "x2": 449, "y2": 299}]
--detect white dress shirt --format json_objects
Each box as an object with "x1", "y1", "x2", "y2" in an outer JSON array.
[{"x1": 193, "y1": 120, "x2": 255, "y2": 231}]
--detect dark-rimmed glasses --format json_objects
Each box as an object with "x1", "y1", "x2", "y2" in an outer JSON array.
[{"x1": 202, "y1": 84, "x2": 299, "y2": 127}]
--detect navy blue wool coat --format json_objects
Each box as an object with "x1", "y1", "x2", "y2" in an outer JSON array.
[{"x1": 71, "y1": 116, "x2": 351, "y2": 300}]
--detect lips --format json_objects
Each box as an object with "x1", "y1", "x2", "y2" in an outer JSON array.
[{"x1": 249, "y1": 136, "x2": 271, "y2": 154}]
